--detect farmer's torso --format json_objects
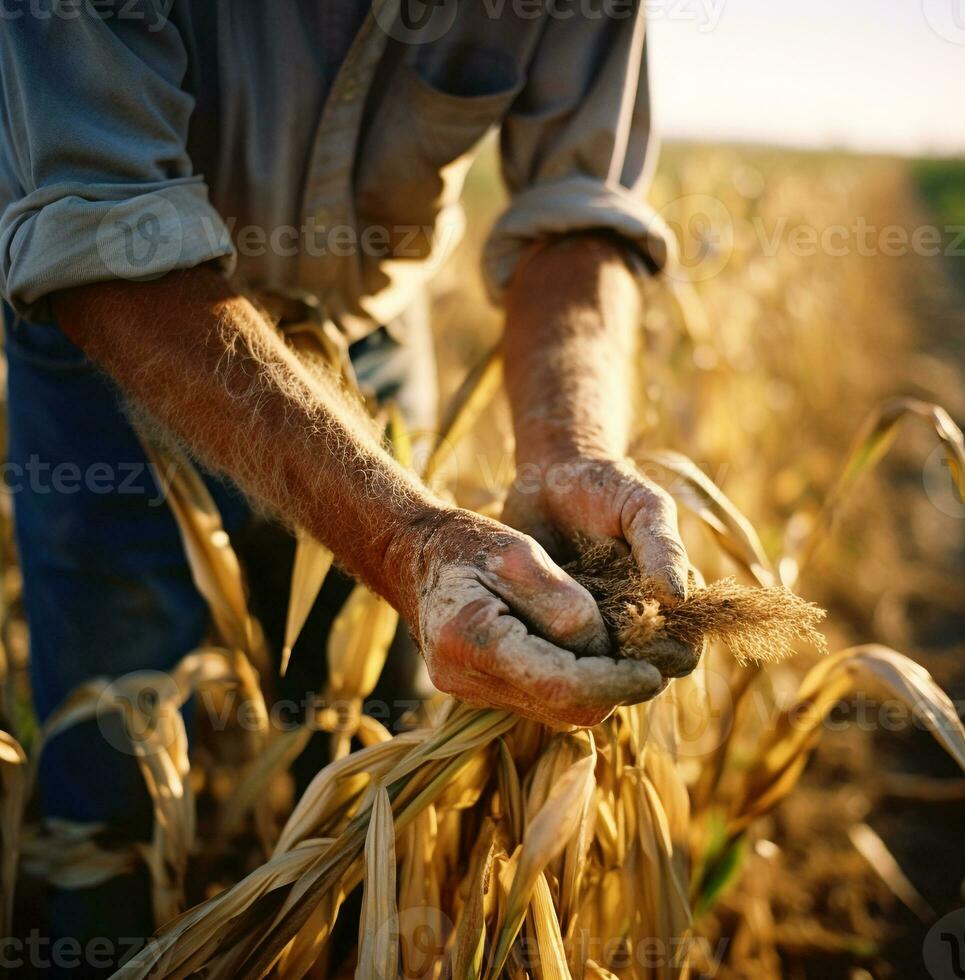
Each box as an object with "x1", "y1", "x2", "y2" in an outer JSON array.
[
  {"x1": 176, "y1": 0, "x2": 542, "y2": 335},
  {"x1": 0, "y1": 0, "x2": 663, "y2": 334}
]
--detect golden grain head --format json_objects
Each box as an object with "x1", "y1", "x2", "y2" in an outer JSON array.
[{"x1": 568, "y1": 542, "x2": 828, "y2": 668}]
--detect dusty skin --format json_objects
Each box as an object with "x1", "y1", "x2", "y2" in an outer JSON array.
[{"x1": 414, "y1": 511, "x2": 668, "y2": 729}]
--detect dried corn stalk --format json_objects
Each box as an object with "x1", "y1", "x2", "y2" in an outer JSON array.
[{"x1": 114, "y1": 404, "x2": 965, "y2": 979}]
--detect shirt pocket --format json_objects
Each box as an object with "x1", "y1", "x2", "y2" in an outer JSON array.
[{"x1": 355, "y1": 61, "x2": 523, "y2": 260}]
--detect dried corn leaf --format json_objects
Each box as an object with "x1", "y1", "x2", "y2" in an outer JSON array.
[
  {"x1": 398, "y1": 807, "x2": 446, "y2": 980},
  {"x1": 848, "y1": 822, "x2": 934, "y2": 922},
  {"x1": 144, "y1": 440, "x2": 269, "y2": 671},
  {"x1": 423, "y1": 347, "x2": 501, "y2": 482},
  {"x1": 326, "y1": 586, "x2": 398, "y2": 758},
  {"x1": 36, "y1": 650, "x2": 237, "y2": 925},
  {"x1": 115, "y1": 839, "x2": 334, "y2": 978},
  {"x1": 629, "y1": 768, "x2": 692, "y2": 978},
  {"x1": 282, "y1": 529, "x2": 334, "y2": 676},
  {"x1": 275, "y1": 732, "x2": 423, "y2": 856},
  {"x1": 21, "y1": 820, "x2": 138, "y2": 890},
  {"x1": 529, "y1": 872, "x2": 571, "y2": 980},
  {"x1": 731, "y1": 644, "x2": 965, "y2": 833},
  {"x1": 328, "y1": 586, "x2": 398, "y2": 701},
  {"x1": 786, "y1": 397, "x2": 965, "y2": 585},
  {"x1": 450, "y1": 824, "x2": 496, "y2": 980},
  {"x1": 497, "y1": 739, "x2": 524, "y2": 845},
  {"x1": 584, "y1": 960, "x2": 619, "y2": 980},
  {"x1": 275, "y1": 887, "x2": 346, "y2": 980},
  {"x1": 635, "y1": 449, "x2": 776, "y2": 587},
  {"x1": 357, "y1": 786, "x2": 398, "y2": 980},
  {"x1": 489, "y1": 741, "x2": 597, "y2": 977},
  {"x1": 251, "y1": 750, "x2": 489, "y2": 978},
  {"x1": 220, "y1": 726, "x2": 313, "y2": 838}
]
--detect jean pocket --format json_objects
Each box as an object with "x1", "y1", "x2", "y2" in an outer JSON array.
[{"x1": 2, "y1": 307, "x2": 94, "y2": 376}]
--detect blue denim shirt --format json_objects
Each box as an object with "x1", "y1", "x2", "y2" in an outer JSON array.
[{"x1": 0, "y1": 0, "x2": 673, "y2": 334}]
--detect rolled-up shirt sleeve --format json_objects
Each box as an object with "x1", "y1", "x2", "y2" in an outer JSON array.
[
  {"x1": 0, "y1": 2, "x2": 235, "y2": 321},
  {"x1": 483, "y1": 1, "x2": 675, "y2": 300}
]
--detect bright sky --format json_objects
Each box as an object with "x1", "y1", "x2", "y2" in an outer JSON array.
[{"x1": 647, "y1": 0, "x2": 965, "y2": 156}]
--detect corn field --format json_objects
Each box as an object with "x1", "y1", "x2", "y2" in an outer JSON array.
[{"x1": 1, "y1": 145, "x2": 964, "y2": 978}]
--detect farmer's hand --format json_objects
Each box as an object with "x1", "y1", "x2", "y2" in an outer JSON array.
[
  {"x1": 503, "y1": 455, "x2": 690, "y2": 603},
  {"x1": 501, "y1": 454, "x2": 700, "y2": 682},
  {"x1": 397, "y1": 507, "x2": 666, "y2": 728}
]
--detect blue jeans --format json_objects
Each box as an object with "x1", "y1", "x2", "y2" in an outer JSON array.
[{"x1": 2, "y1": 301, "x2": 436, "y2": 960}]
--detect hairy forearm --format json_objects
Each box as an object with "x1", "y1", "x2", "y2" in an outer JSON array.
[
  {"x1": 503, "y1": 235, "x2": 642, "y2": 467},
  {"x1": 53, "y1": 266, "x2": 441, "y2": 615}
]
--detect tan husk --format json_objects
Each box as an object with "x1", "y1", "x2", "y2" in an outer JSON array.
[{"x1": 566, "y1": 544, "x2": 828, "y2": 666}]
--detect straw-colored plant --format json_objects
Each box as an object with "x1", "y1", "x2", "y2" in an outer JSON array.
[
  {"x1": 0, "y1": 150, "x2": 961, "y2": 979},
  {"x1": 105, "y1": 346, "x2": 965, "y2": 979}
]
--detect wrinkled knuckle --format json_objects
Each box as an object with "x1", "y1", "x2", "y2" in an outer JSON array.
[
  {"x1": 509, "y1": 534, "x2": 543, "y2": 568},
  {"x1": 546, "y1": 586, "x2": 601, "y2": 636},
  {"x1": 504, "y1": 536, "x2": 570, "y2": 594},
  {"x1": 622, "y1": 481, "x2": 674, "y2": 526},
  {"x1": 485, "y1": 531, "x2": 533, "y2": 576},
  {"x1": 646, "y1": 483, "x2": 678, "y2": 520}
]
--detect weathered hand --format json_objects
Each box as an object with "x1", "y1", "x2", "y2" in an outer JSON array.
[
  {"x1": 394, "y1": 507, "x2": 666, "y2": 728},
  {"x1": 502, "y1": 455, "x2": 700, "y2": 677}
]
